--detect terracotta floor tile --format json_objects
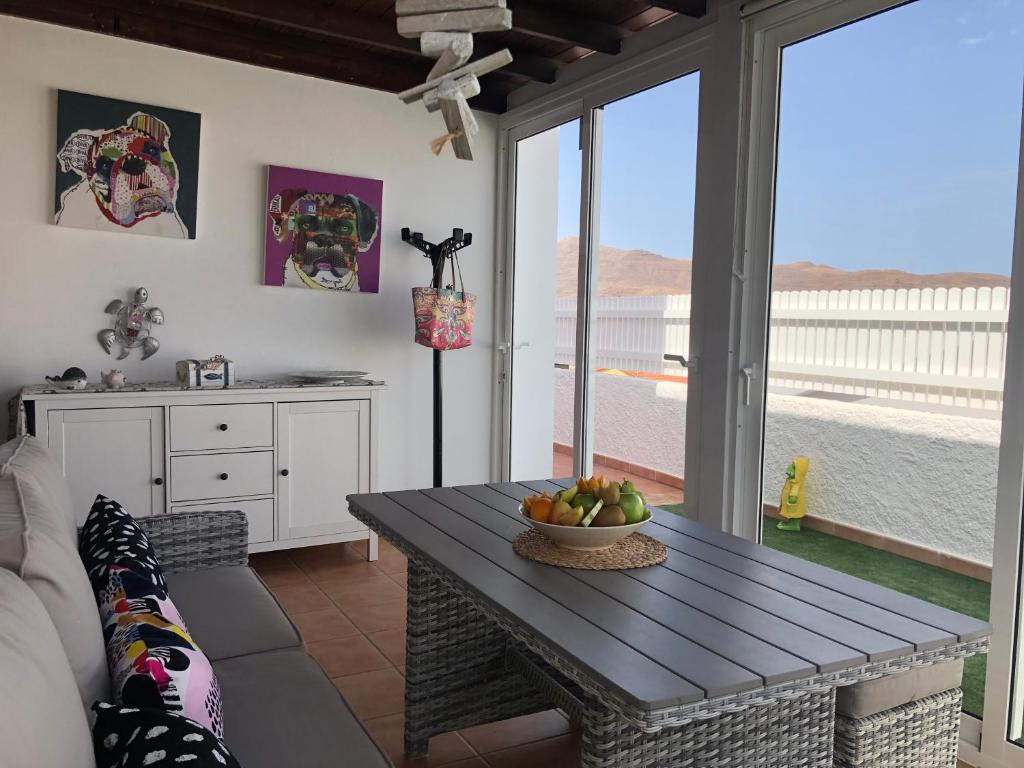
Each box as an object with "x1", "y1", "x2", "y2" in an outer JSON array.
[
  {"x1": 377, "y1": 549, "x2": 408, "y2": 575},
  {"x1": 300, "y1": 558, "x2": 384, "y2": 583},
  {"x1": 289, "y1": 606, "x2": 359, "y2": 643},
  {"x1": 321, "y1": 573, "x2": 407, "y2": 609},
  {"x1": 269, "y1": 582, "x2": 333, "y2": 615},
  {"x1": 483, "y1": 733, "x2": 580, "y2": 767},
  {"x1": 459, "y1": 710, "x2": 571, "y2": 755},
  {"x1": 366, "y1": 628, "x2": 408, "y2": 666},
  {"x1": 346, "y1": 539, "x2": 370, "y2": 557},
  {"x1": 248, "y1": 550, "x2": 296, "y2": 570},
  {"x1": 388, "y1": 571, "x2": 409, "y2": 589},
  {"x1": 435, "y1": 759, "x2": 488, "y2": 768},
  {"x1": 252, "y1": 562, "x2": 312, "y2": 588},
  {"x1": 396, "y1": 665, "x2": 406, "y2": 677},
  {"x1": 343, "y1": 598, "x2": 408, "y2": 634},
  {"x1": 332, "y1": 667, "x2": 406, "y2": 720},
  {"x1": 307, "y1": 634, "x2": 391, "y2": 677},
  {"x1": 364, "y1": 713, "x2": 476, "y2": 768}
]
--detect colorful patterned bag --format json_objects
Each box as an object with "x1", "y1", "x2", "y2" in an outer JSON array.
[{"x1": 412, "y1": 251, "x2": 476, "y2": 351}]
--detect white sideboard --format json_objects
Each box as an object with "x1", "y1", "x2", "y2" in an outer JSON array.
[{"x1": 19, "y1": 381, "x2": 385, "y2": 556}]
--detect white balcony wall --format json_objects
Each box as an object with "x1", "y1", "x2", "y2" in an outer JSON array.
[{"x1": 553, "y1": 367, "x2": 998, "y2": 565}]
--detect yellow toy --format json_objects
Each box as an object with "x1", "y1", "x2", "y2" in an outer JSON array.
[{"x1": 777, "y1": 457, "x2": 809, "y2": 531}]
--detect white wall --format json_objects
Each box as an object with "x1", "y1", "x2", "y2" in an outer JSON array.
[
  {"x1": 553, "y1": 371, "x2": 999, "y2": 564},
  {"x1": 0, "y1": 16, "x2": 499, "y2": 490}
]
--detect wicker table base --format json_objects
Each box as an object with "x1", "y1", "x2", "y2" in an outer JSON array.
[
  {"x1": 352, "y1": 504, "x2": 986, "y2": 768},
  {"x1": 403, "y1": 561, "x2": 836, "y2": 767}
]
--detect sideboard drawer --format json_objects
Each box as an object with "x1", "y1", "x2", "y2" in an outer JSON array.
[
  {"x1": 171, "y1": 499, "x2": 275, "y2": 544},
  {"x1": 170, "y1": 451, "x2": 274, "y2": 502},
  {"x1": 170, "y1": 403, "x2": 273, "y2": 451}
]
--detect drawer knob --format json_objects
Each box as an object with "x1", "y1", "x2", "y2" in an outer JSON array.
[
  {"x1": 280, "y1": 469, "x2": 290, "y2": 477},
  {"x1": 219, "y1": 472, "x2": 229, "y2": 480},
  {"x1": 219, "y1": 423, "x2": 229, "y2": 431},
  {"x1": 153, "y1": 478, "x2": 164, "y2": 486}
]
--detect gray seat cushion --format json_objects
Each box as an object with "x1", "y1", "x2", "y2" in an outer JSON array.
[
  {"x1": 835, "y1": 658, "x2": 963, "y2": 718},
  {"x1": 165, "y1": 566, "x2": 300, "y2": 661},
  {"x1": 215, "y1": 649, "x2": 393, "y2": 768}
]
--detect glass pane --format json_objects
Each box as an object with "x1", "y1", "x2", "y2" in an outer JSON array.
[
  {"x1": 761, "y1": 0, "x2": 1023, "y2": 720},
  {"x1": 588, "y1": 72, "x2": 700, "y2": 509},
  {"x1": 509, "y1": 120, "x2": 581, "y2": 481}
]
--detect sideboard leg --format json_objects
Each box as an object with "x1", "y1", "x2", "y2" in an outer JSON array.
[{"x1": 367, "y1": 531, "x2": 379, "y2": 562}]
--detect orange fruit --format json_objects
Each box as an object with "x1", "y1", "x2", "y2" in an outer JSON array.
[{"x1": 530, "y1": 497, "x2": 553, "y2": 523}]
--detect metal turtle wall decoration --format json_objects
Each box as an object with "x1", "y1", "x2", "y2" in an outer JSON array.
[{"x1": 97, "y1": 286, "x2": 165, "y2": 360}]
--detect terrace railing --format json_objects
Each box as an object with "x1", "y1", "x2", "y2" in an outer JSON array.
[{"x1": 554, "y1": 286, "x2": 1010, "y2": 411}]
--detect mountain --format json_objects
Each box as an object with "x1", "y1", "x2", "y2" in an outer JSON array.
[{"x1": 555, "y1": 236, "x2": 1010, "y2": 297}]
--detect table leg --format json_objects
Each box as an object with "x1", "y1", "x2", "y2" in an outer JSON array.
[
  {"x1": 367, "y1": 530, "x2": 379, "y2": 562},
  {"x1": 403, "y1": 562, "x2": 553, "y2": 758}
]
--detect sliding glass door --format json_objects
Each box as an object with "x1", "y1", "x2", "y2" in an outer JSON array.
[
  {"x1": 502, "y1": 63, "x2": 704, "y2": 504},
  {"x1": 740, "y1": 0, "x2": 1024, "y2": 761},
  {"x1": 506, "y1": 117, "x2": 582, "y2": 481}
]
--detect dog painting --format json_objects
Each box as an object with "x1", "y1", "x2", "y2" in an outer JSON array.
[
  {"x1": 265, "y1": 165, "x2": 382, "y2": 293},
  {"x1": 54, "y1": 91, "x2": 200, "y2": 239}
]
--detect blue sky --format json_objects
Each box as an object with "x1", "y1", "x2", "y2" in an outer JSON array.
[{"x1": 556, "y1": 0, "x2": 1023, "y2": 275}]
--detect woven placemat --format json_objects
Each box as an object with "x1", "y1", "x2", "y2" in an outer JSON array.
[{"x1": 512, "y1": 528, "x2": 667, "y2": 570}]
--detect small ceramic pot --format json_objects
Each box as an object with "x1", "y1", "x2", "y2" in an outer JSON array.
[{"x1": 102, "y1": 370, "x2": 127, "y2": 389}]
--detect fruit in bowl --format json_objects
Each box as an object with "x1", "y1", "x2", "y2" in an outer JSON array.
[{"x1": 521, "y1": 477, "x2": 652, "y2": 550}]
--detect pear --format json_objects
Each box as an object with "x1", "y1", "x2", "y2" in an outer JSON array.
[
  {"x1": 599, "y1": 482, "x2": 621, "y2": 506},
  {"x1": 593, "y1": 505, "x2": 626, "y2": 527},
  {"x1": 620, "y1": 479, "x2": 637, "y2": 495}
]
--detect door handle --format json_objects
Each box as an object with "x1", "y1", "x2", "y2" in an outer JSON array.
[
  {"x1": 740, "y1": 365, "x2": 755, "y2": 406},
  {"x1": 664, "y1": 353, "x2": 696, "y2": 372},
  {"x1": 497, "y1": 341, "x2": 531, "y2": 353}
]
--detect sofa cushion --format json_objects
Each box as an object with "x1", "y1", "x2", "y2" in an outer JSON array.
[
  {"x1": 0, "y1": 435, "x2": 77, "y2": 542},
  {"x1": 164, "y1": 566, "x2": 301, "y2": 661},
  {"x1": 214, "y1": 649, "x2": 393, "y2": 768},
  {"x1": 102, "y1": 568, "x2": 224, "y2": 738},
  {"x1": 835, "y1": 658, "x2": 964, "y2": 719},
  {"x1": 0, "y1": 435, "x2": 109, "y2": 705},
  {"x1": 91, "y1": 702, "x2": 241, "y2": 768},
  {"x1": 0, "y1": 567, "x2": 96, "y2": 768},
  {"x1": 80, "y1": 494, "x2": 167, "y2": 593}
]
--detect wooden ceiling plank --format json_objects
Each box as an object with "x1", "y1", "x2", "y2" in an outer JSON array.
[
  {"x1": 646, "y1": 0, "x2": 707, "y2": 18},
  {"x1": 0, "y1": 0, "x2": 511, "y2": 111},
  {"x1": 507, "y1": 0, "x2": 624, "y2": 54},
  {"x1": 175, "y1": 0, "x2": 554, "y2": 83}
]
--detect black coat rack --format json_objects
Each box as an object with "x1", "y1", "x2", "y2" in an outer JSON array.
[{"x1": 401, "y1": 226, "x2": 473, "y2": 488}]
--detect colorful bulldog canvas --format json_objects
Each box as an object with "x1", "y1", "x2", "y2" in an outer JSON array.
[
  {"x1": 54, "y1": 90, "x2": 200, "y2": 239},
  {"x1": 265, "y1": 165, "x2": 383, "y2": 293}
]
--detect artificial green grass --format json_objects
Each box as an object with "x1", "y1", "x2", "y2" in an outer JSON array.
[{"x1": 659, "y1": 504, "x2": 989, "y2": 717}]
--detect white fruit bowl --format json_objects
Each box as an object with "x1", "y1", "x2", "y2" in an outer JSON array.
[{"x1": 519, "y1": 506, "x2": 652, "y2": 550}]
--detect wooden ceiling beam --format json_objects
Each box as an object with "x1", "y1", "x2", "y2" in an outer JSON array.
[
  {"x1": 175, "y1": 0, "x2": 557, "y2": 84},
  {"x1": 507, "y1": 1, "x2": 624, "y2": 55},
  {"x1": 646, "y1": 0, "x2": 708, "y2": 18},
  {"x1": 0, "y1": 0, "x2": 510, "y2": 111}
]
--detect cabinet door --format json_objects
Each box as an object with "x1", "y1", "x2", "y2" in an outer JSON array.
[
  {"x1": 278, "y1": 400, "x2": 370, "y2": 540},
  {"x1": 47, "y1": 407, "x2": 165, "y2": 526}
]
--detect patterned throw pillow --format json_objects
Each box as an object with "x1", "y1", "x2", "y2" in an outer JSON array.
[
  {"x1": 80, "y1": 494, "x2": 166, "y2": 592},
  {"x1": 99, "y1": 565, "x2": 224, "y2": 738},
  {"x1": 91, "y1": 702, "x2": 240, "y2": 768}
]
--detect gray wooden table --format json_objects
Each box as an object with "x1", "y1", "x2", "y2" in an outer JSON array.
[{"x1": 348, "y1": 479, "x2": 989, "y2": 768}]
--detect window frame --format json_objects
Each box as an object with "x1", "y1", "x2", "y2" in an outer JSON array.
[{"x1": 736, "y1": 1, "x2": 1024, "y2": 763}]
